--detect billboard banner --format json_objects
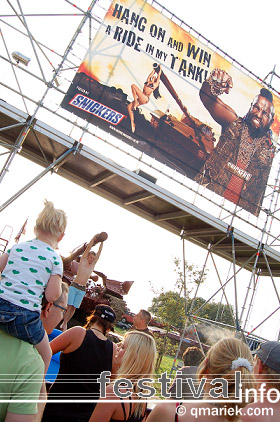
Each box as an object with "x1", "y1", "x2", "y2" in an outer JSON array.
[{"x1": 61, "y1": 0, "x2": 280, "y2": 216}]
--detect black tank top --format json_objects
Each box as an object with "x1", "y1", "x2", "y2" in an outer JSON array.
[
  {"x1": 42, "y1": 330, "x2": 113, "y2": 422},
  {"x1": 110, "y1": 397, "x2": 147, "y2": 422}
]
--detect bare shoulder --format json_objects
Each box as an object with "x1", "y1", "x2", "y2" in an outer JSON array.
[
  {"x1": 71, "y1": 325, "x2": 86, "y2": 333},
  {"x1": 70, "y1": 326, "x2": 87, "y2": 340},
  {"x1": 106, "y1": 384, "x2": 115, "y2": 396},
  {"x1": 147, "y1": 402, "x2": 176, "y2": 421},
  {"x1": 51, "y1": 325, "x2": 86, "y2": 353},
  {"x1": 60, "y1": 325, "x2": 86, "y2": 337}
]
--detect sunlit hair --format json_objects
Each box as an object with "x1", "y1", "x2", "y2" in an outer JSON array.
[
  {"x1": 83, "y1": 305, "x2": 115, "y2": 335},
  {"x1": 117, "y1": 331, "x2": 156, "y2": 419},
  {"x1": 260, "y1": 362, "x2": 280, "y2": 392},
  {"x1": 183, "y1": 346, "x2": 204, "y2": 366},
  {"x1": 139, "y1": 309, "x2": 151, "y2": 325},
  {"x1": 35, "y1": 200, "x2": 67, "y2": 238},
  {"x1": 197, "y1": 337, "x2": 255, "y2": 422},
  {"x1": 41, "y1": 281, "x2": 68, "y2": 308},
  {"x1": 88, "y1": 251, "x2": 96, "y2": 257}
]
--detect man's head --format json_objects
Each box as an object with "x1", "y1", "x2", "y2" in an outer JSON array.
[
  {"x1": 253, "y1": 341, "x2": 280, "y2": 391},
  {"x1": 41, "y1": 282, "x2": 68, "y2": 334},
  {"x1": 246, "y1": 88, "x2": 274, "y2": 136},
  {"x1": 253, "y1": 341, "x2": 280, "y2": 372},
  {"x1": 183, "y1": 346, "x2": 204, "y2": 367},
  {"x1": 133, "y1": 309, "x2": 151, "y2": 329}
]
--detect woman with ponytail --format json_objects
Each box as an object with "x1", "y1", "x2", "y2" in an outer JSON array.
[
  {"x1": 42, "y1": 304, "x2": 117, "y2": 422},
  {"x1": 147, "y1": 337, "x2": 255, "y2": 422}
]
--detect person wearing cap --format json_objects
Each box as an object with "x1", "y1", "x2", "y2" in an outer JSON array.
[
  {"x1": 243, "y1": 341, "x2": 280, "y2": 421},
  {"x1": 42, "y1": 304, "x2": 117, "y2": 422}
]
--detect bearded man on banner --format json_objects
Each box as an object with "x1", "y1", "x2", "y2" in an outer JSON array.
[{"x1": 195, "y1": 68, "x2": 275, "y2": 216}]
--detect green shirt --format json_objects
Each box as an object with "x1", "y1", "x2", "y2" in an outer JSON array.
[{"x1": 0, "y1": 331, "x2": 44, "y2": 420}]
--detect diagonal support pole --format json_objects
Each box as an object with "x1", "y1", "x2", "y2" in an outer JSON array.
[{"x1": 0, "y1": 142, "x2": 81, "y2": 213}]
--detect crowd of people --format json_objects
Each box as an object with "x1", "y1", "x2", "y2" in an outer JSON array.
[{"x1": 0, "y1": 200, "x2": 279, "y2": 422}]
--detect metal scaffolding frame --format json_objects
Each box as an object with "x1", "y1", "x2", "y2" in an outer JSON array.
[{"x1": 1, "y1": 0, "x2": 280, "y2": 352}]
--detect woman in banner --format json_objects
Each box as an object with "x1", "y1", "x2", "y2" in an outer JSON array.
[{"x1": 127, "y1": 64, "x2": 162, "y2": 133}]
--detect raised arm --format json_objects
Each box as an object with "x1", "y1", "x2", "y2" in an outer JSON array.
[
  {"x1": 154, "y1": 64, "x2": 162, "y2": 88},
  {"x1": 200, "y1": 68, "x2": 237, "y2": 129},
  {"x1": 81, "y1": 234, "x2": 99, "y2": 260},
  {"x1": 93, "y1": 242, "x2": 103, "y2": 265},
  {"x1": 146, "y1": 68, "x2": 156, "y2": 83},
  {"x1": 62, "y1": 243, "x2": 87, "y2": 266},
  {"x1": 81, "y1": 232, "x2": 107, "y2": 260}
]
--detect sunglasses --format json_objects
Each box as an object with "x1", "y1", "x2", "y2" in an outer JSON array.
[{"x1": 53, "y1": 303, "x2": 67, "y2": 314}]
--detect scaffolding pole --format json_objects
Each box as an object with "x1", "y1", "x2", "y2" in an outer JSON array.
[
  {"x1": 0, "y1": 142, "x2": 81, "y2": 213},
  {"x1": 0, "y1": 0, "x2": 98, "y2": 186}
]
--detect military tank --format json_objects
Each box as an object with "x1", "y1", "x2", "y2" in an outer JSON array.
[{"x1": 61, "y1": 64, "x2": 215, "y2": 180}]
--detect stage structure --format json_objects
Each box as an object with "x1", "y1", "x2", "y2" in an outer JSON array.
[{"x1": 0, "y1": 0, "x2": 280, "y2": 343}]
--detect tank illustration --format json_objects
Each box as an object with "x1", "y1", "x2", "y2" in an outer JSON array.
[{"x1": 61, "y1": 64, "x2": 215, "y2": 179}]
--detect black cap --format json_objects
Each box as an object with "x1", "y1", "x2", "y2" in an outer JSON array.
[
  {"x1": 253, "y1": 341, "x2": 280, "y2": 372},
  {"x1": 95, "y1": 304, "x2": 116, "y2": 322}
]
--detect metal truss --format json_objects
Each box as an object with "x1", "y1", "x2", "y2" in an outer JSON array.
[
  {"x1": 171, "y1": 228, "x2": 280, "y2": 373},
  {"x1": 0, "y1": 1, "x2": 280, "y2": 354}
]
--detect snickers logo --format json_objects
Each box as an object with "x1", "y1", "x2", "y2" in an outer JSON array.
[
  {"x1": 69, "y1": 94, "x2": 125, "y2": 125},
  {"x1": 227, "y1": 162, "x2": 252, "y2": 182}
]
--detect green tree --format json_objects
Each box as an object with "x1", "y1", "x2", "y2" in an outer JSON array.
[
  {"x1": 190, "y1": 297, "x2": 234, "y2": 326},
  {"x1": 149, "y1": 291, "x2": 234, "y2": 329},
  {"x1": 149, "y1": 257, "x2": 234, "y2": 330},
  {"x1": 149, "y1": 290, "x2": 185, "y2": 329},
  {"x1": 173, "y1": 257, "x2": 207, "y2": 296}
]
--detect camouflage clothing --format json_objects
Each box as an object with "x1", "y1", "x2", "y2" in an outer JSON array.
[{"x1": 195, "y1": 117, "x2": 274, "y2": 215}]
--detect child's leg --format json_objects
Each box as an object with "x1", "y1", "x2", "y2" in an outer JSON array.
[{"x1": 35, "y1": 331, "x2": 52, "y2": 376}]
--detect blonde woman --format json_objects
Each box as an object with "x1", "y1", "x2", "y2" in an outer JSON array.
[
  {"x1": 0, "y1": 200, "x2": 67, "y2": 376},
  {"x1": 147, "y1": 337, "x2": 255, "y2": 422},
  {"x1": 89, "y1": 330, "x2": 157, "y2": 422}
]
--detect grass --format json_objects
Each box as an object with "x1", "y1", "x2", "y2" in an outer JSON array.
[
  {"x1": 156, "y1": 354, "x2": 175, "y2": 375},
  {"x1": 114, "y1": 326, "x2": 126, "y2": 336},
  {"x1": 153, "y1": 355, "x2": 183, "y2": 399}
]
